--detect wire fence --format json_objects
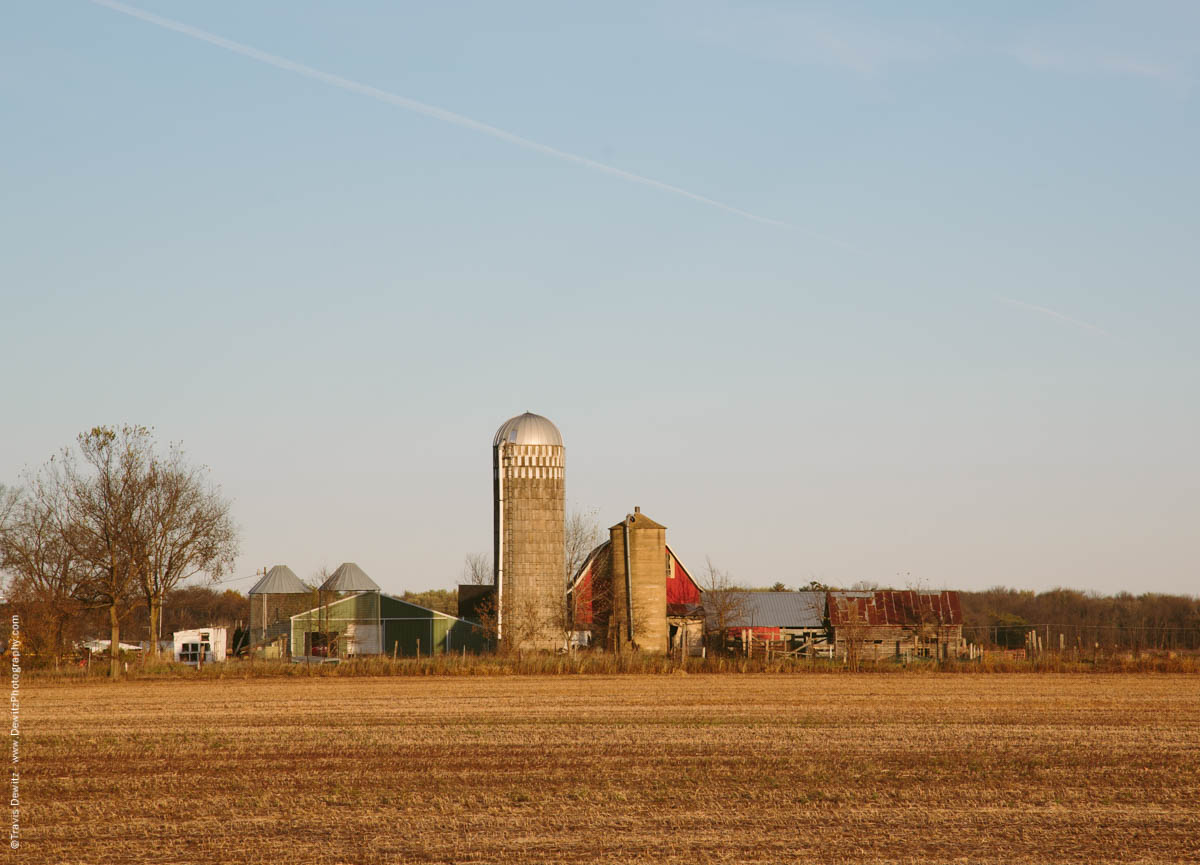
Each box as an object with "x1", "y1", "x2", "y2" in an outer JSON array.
[{"x1": 964, "y1": 622, "x2": 1200, "y2": 652}]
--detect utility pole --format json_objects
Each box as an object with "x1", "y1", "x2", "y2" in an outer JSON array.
[{"x1": 259, "y1": 566, "x2": 268, "y2": 645}]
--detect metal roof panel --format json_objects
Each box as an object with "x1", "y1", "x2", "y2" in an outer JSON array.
[
  {"x1": 248, "y1": 565, "x2": 308, "y2": 595},
  {"x1": 712, "y1": 591, "x2": 826, "y2": 629},
  {"x1": 492, "y1": 412, "x2": 563, "y2": 447},
  {"x1": 320, "y1": 562, "x2": 381, "y2": 593}
]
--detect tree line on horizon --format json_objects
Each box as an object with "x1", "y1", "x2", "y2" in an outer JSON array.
[
  {"x1": 3, "y1": 427, "x2": 1197, "y2": 668},
  {"x1": 7, "y1": 577, "x2": 1198, "y2": 668}
]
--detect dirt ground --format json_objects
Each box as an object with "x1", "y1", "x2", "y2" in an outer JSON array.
[{"x1": 27, "y1": 673, "x2": 1200, "y2": 864}]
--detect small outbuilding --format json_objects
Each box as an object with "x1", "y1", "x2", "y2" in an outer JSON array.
[
  {"x1": 827, "y1": 590, "x2": 964, "y2": 661},
  {"x1": 173, "y1": 627, "x2": 227, "y2": 665}
]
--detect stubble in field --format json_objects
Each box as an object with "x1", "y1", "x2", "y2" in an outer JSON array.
[{"x1": 31, "y1": 673, "x2": 1200, "y2": 864}]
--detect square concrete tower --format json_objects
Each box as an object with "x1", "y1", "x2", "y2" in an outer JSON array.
[
  {"x1": 493, "y1": 412, "x2": 565, "y2": 651},
  {"x1": 608, "y1": 507, "x2": 669, "y2": 654}
]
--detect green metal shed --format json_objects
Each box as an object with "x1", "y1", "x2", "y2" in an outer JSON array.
[{"x1": 291, "y1": 593, "x2": 484, "y2": 658}]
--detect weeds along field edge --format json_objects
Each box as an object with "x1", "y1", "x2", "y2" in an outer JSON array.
[{"x1": 28, "y1": 650, "x2": 1200, "y2": 684}]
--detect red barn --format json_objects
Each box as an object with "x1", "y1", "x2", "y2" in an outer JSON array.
[{"x1": 569, "y1": 542, "x2": 703, "y2": 655}]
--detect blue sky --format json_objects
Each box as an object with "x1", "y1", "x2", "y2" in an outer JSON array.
[{"x1": 2, "y1": 1, "x2": 1196, "y2": 596}]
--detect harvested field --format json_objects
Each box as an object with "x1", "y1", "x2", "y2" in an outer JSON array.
[{"x1": 30, "y1": 674, "x2": 1200, "y2": 864}]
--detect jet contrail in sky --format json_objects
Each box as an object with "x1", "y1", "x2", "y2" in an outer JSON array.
[
  {"x1": 997, "y1": 296, "x2": 1108, "y2": 336},
  {"x1": 86, "y1": 2, "x2": 1107, "y2": 335},
  {"x1": 86, "y1": 0, "x2": 843, "y2": 240}
]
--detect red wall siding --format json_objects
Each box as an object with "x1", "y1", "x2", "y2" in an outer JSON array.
[
  {"x1": 666, "y1": 550, "x2": 702, "y2": 606},
  {"x1": 573, "y1": 544, "x2": 702, "y2": 627}
]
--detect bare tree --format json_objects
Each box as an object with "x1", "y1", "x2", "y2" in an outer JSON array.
[
  {"x1": 830, "y1": 595, "x2": 869, "y2": 671},
  {"x1": 564, "y1": 508, "x2": 602, "y2": 588},
  {"x1": 554, "y1": 568, "x2": 597, "y2": 655},
  {"x1": 559, "y1": 508, "x2": 604, "y2": 652},
  {"x1": 462, "y1": 552, "x2": 493, "y2": 585},
  {"x1": 850, "y1": 579, "x2": 882, "y2": 591},
  {"x1": 141, "y1": 445, "x2": 238, "y2": 656},
  {"x1": 0, "y1": 472, "x2": 87, "y2": 667},
  {"x1": 10, "y1": 425, "x2": 242, "y2": 677},
  {"x1": 313, "y1": 566, "x2": 339, "y2": 658},
  {"x1": 61, "y1": 426, "x2": 155, "y2": 678},
  {"x1": 471, "y1": 592, "x2": 500, "y2": 648},
  {"x1": 700, "y1": 557, "x2": 747, "y2": 654},
  {"x1": 459, "y1": 553, "x2": 498, "y2": 650},
  {"x1": 564, "y1": 540, "x2": 614, "y2": 651},
  {"x1": 0, "y1": 484, "x2": 18, "y2": 533},
  {"x1": 502, "y1": 591, "x2": 546, "y2": 655}
]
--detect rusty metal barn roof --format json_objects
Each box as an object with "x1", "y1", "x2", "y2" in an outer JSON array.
[{"x1": 827, "y1": 590, "x2": 963, "y2": 627}]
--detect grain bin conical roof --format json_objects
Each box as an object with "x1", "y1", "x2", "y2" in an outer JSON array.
[
  {"x1": 320, "y1": 562, "x2": 380, "y2": 593},
  {"x1": 248, "y1": 565, "x2": 308, "y2": 595}
]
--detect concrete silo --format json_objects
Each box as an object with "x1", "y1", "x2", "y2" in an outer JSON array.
[
  {"x1": 493, "y1": 412, "x2": 565, "y2": 650},
  {"x1": 607, "y1": 508, "x2": 668, "y2": 654}
]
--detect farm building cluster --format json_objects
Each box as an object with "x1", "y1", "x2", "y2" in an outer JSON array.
[
  {"x1": 242, "y1": 561, "x2": 485, "y2": 661},
  {"x1": 565, "y1": 519, "x2": 965, "y2": 660},
  {"x1": 211, "y1": 412, "x2": 967, "y2": 663},
  {"x1": 233, "y1": 547, "x2": 964, "y2": 662}
]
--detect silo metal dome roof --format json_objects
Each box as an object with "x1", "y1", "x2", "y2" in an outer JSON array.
[{"x1": 493, "y1": 412, "x2": 563, "y2": 447}]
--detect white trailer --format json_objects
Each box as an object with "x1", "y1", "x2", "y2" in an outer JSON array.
[{"x1": 173, "y1": 627, "x2": 227, "y2": 665}]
